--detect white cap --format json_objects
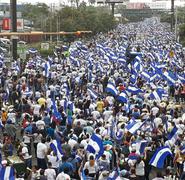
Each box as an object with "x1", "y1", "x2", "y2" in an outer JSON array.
[{"x1": 1, "y1": 160, "x2": 7, "y2": 165}]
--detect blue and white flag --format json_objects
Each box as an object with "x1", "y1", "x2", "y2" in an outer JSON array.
[
  {"x1": 134, "y1": 140, "x2": 148, "y2": 155},
  {"x1": 107, "y1": 169, "x2": 119, "y2": 180},
  {"x1": 16, "y1": 64, "x2": 20, "y2": 72},
  {"x1": 125, "y1": 120, "x2": 144, "y2": 134},
  {"x1": 141, "y1": 71, "x2": 151, "y2": 81},
  {"x1": 0, "y1": 118, "x2": 4, "y2": 128},
  {"x1": 150, "y1": 89, "x2": 164, "y2": 101},
  {"x1": 163, "y1": 71, "x2": 177, "y2": 85},
  {"x1": 117, "y1": 92, "x2": 127, "y2": 103},
  {"x1": 44, "y1": 61, "x2": 51, "y2": 77},
  {"x1": 133, "y1": 58, "x2": 143, "y2": 72},
  {"x1": 52, "y1": 99, "x2": 62, "y2": 121},
  {"x1": 180, "y1": 145, "x2": 185, "y2": 154},
  {"x1": 0, "y1": 166, "x2": 15, "y2": 180},
  {"x1": 118, "y1": 56, "x2": 126, "y2": 64},
  {"x1": 126, "y1": 85, "x2": 143, "y2": 94},
  {"x1": 130, "y1": 72, "x2": 137, "y2": 84},
  {"x1": 86, "y1": 134, "x2": 104, "y2": 159},
  {"x1": 167, "y1": 126, "x2": 178, "y2": 144},
  {"x1": 87, "y1": 88, "x2": 98, "y2": 100},
  {"x1": 113, "y1": 122, "x2": 124, "y2": 141},
  {"x1": 50, "y1": 140, "x2": 63, "y2": 160},
  {"x1": 177, "y1": 74, "x2": 185, "y2": 84},
  {"x1": 28, "y1": 48, "x2": 37, "y2": 54},
  {"x1": 149, "y1": 146, "x2": 172, "y2": 168},
  {"x1": 106, "y1": 82, "x2": 118, "y2": 96},
  {"x1": 22, "y1": 88, "x2": 33, "y2": 97}
]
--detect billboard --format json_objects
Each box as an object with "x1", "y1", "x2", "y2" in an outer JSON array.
[
  {"x1": 126, "y1": 3, "x2": 146, "y2": 9},
  {"x1": 97, "y1": 0, "x2": 123, "y2": 3},
  {"x1": 2, "y1": 18, "x2": 24, "y2": 31}
]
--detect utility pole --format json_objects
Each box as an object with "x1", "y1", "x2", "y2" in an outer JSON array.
[
  {"x1": 171, "y1": 0, "x2": 174, "y2": 31},
  {"x1": 50, "y1": 3, "x2": 54, "y2": 42},
  {"x1": 10, "y1": 0, "x2": 17, "y2": 61},
  {"x1": 111, "y1": 3, "x2": 115, "y2": 16},
  {"x1": 175, "y1": 7, "x2": 178, "y2": 41},
  {"x1": 57, "y1": 14, "x2": 60, "y2": 44}
]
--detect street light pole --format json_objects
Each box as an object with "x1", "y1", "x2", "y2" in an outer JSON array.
[
  {"x1": 175, "y1": 7, "x2": 178, "y2": 41},
  {"x1": 171, "y1": 0, "x2": 174, "y2": 31},
  {"x1": 10, "y1": 0, "x2": 17, "y2": 61}
]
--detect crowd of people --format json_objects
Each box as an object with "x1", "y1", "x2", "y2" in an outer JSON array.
[{"x1": 0, "y1": 17, "x2": 185, "y2": 180}]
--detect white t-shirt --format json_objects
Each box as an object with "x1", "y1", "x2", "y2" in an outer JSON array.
[
  {"x1": 47, "y1": 155, "x2": 59, "y2": 168},
  {"x1": 103, "y1": 110, "x2": 113, "y2": 122},
  {"x1": 83, "y1": 161, "x2": 98, "y2": 174},
  {"x1": 44, "y1": 168, "x2": 56, "y2": 180},
  {"x1": 154, "y1": 117, "x2": 162, "y2": 128},
  {"x1": 91, "y1": 110, "x2": 100, "y2": 119},
  {"x1": 8, "y1": 112, "x2": 16, "y2": 124},
  {"x1": 33, "y1": 104, "x2": 41, "y2": 115},
  {"x1": 37, "y1": 142, "x2": 47, "y2": 159},
  {"x1": 56, "y1": 172, "x2": 71, "y2": 180},
  {"x1": 135, "y1": 161, "x2": 145, "y2": 176},
  {"x1": 46, "y1": 98, "x2": 52, "y2": 109},
  {"x1": 22, "y1": 146, "x2": 31, "y2": 160},
  {"x1": 68, "y1": 139, "x2": 78, "y2": 149},
  {"x1": 23, "y1": 135, "x2": 31, "y2": 144},
  {"x1": 46, "y1": 90, "x2": 51, "y2": 98}
]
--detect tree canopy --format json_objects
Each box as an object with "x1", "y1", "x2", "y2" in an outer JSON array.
[{"x1": 21, "y1": 3, "x2": 117, "y2": 34}]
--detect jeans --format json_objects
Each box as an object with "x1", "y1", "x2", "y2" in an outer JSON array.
[
  {"x1": 24, "y1": 158, "x2": 32, "y2": 169},
  {"x1": 180, "y1": 171, "x2": 185, "y2": 180},
  {"x1": 37, "y1": 158, "x2": 47, "y2": 169}
]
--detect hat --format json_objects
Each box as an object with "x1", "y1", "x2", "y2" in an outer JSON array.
[
  {"x1": 105, "y1": 144, "x2": 112, "y2": 150},
  {"x1": 1, "y1": 160, "x2": 7, "y2": 165},
  {"x1": 131, "y1": 145, "x2": 136, "y2": 152}
]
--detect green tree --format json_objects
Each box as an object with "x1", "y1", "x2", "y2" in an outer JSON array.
[
  {"x1": 21, "y1": 4, "x2": 116, "y2": 35},
  {"x1": 179, "y1": 24, "x2": 185, "y2": 46},
  {"x1": 21, "y1": 3, "x2": 49, "y2": 30},
  {"x1": 55, "y1": 6, "x2": 116, "y2": 34}
]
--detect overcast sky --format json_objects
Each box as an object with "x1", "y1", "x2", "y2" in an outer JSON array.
[{"x1": 1, "y1": 0, "x2": 63, "y2": 5}]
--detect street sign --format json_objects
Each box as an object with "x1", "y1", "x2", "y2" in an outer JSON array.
[{"x1": 2, "y1": 18, "x2": 24, "y2": 31}]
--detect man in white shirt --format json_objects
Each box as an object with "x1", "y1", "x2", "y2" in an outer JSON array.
[
  {"x1": 56, "y1": 170, "x2": 71, "y2": 180},
  {"x1": 44, "y1": 162, "x2": 56, "y2": 180},
  {"x1": 20, "y1": 142, "x2": 32, "y2": 168},
  {"x1": 91, "y1": 108, "x2": 100, "y2": 120},
  {"x1": 7, "y1": 109, "x2": 16, "y2": 124},
  {"x1": 33, "y1": 103, "x2": 41, "y2": 116},
  {"x1": 36, "y1": 138, "x2": 48, "y2": 169},
  {"x1": 36, "y1": 120, "x2": 45, "y2": 130},
  {"x1": 47, "y1": 151, "x2": 59, "y2": 169},
  {"x1": 103, "y1": 107, "x2": 113, "y2": 122}
]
